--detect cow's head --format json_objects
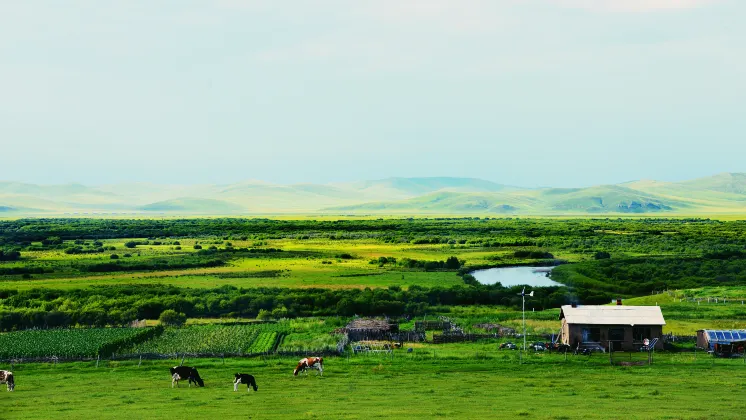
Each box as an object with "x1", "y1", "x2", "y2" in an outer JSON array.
[{"x1": 234, "y1": 373, "x2": 241, "y2": 380}]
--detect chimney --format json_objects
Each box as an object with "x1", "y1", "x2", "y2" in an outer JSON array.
[
  {"x1": 571, "y1": 303, "x2": 577, "y2": 308},
  {"x1": 616, "y1": 299, "x2": 622, "y2": 306}
]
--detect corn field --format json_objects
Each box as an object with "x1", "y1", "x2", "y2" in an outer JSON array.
[
  {"x1": 125, "y1": 324, "x2": 286, "y2": 355},
  {"x1": 0, "y1": 328, "x2": 155, "y2": 359}
]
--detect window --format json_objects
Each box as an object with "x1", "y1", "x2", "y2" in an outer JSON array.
[
  {"x1": 582, "y1": 328, "x2": 601, "y2": 343},
  {"x1": 633, "y1": 327, "x2": 652, "y2": 341}
]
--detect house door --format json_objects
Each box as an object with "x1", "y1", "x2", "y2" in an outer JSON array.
[{"x1": 609, "y1": 328, "x2": 625, "y2": 351}]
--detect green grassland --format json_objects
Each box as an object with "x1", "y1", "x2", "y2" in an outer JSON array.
[
  {"x1": 4, "y1": 354, "x2": 746, "y2": 419},
  {"x1": 0, "y1": 237, "x2": 555, "y2": 290}
]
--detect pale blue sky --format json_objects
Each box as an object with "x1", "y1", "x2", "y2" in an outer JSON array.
[{"x1": 1, "y1": 0, "x2": 743, "y2": 187}]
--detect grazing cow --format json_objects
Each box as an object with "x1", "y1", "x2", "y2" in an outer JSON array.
[
  {"x1": 170, "y1": 366, "x2": 204, "y2": 388},
  {"x1": 233, "y1": 373, "x2": 258, "y2": 392},
  {"x1": 293, "y1": 357, "x2": 323, "y2": 377},
  {"x1": 0, "y1": 370, "x2": 14, "y2": 391}
]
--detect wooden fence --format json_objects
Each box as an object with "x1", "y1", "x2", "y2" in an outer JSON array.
[{"x1": 432, "y1": 333, "x2": 500, "y2": 344}]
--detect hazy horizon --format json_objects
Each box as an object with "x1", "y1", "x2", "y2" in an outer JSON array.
[
  {"x1": 2, "y1": 1, "x2": 744, "y2": 188},
  {"x1": 0, "y1": 171, "x2": 741, "y2": 190}
]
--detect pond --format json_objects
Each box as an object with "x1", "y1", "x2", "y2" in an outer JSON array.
[{"x1": 470, "y1": 266, "x2": 561, "y2": 287}]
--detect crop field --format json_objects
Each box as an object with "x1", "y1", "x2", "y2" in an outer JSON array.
[
  {"x1": 4, "y1": 354, "x2": 746, "y2": 419},
  {"x1": 0, "y1": 328, "x2": 154, "y2": 359},
  {"x1": 126, "y1": 325, "x2": 263, "y2": 355}
]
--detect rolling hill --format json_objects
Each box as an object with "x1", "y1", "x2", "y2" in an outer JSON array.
[{"x1": 2, "y1": 174, "x2": 746, "y2": 215}]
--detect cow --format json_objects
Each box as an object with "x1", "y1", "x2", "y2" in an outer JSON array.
[
  {"x1": 170, "y1": 366, "x2": 204, "y2": 388},
  {"x1": 293, "y1": 357, "x2": 323, "y2": 377},
  {"x1": 233, "y1": 373, "x2": 258, "y2": 392},
  {"x1": 0, "y1": 370, "x2": 14, "y2": 391}
]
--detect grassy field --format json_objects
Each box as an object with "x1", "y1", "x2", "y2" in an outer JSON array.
[
  {"x1": 0, "y1": 238, "x2": 502, "y2": 290},
  {"x1": 4, "y1": 354, "x2": 746, "y2": 419}
]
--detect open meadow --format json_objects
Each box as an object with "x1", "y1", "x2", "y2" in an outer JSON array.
[{"x1": 5, "y1": 354, "x2": 746, "y2": 420}]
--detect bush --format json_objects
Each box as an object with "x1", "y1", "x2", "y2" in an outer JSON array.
[
  {"x1": 0, "y1": 250, "x2": 21, "y2": 261},
  {"x1": 110, "y1": 254, "x2": 120, "y2": 260},
  {"x1": 193, "y1": 245, "x2": 202, "y2": 250},
  {"x1": 159, "y1": 309, "x2": 186, "y2": 327},
  {"x1": 594, "y1": 251, "x2": 611, "y2": 260}
]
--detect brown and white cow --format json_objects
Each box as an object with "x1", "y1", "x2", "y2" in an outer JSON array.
[
  {"x1": 0, "y1": 370, "x2": 14, "y2": 391},
  {"x1": 293, "y1": 357, "x2": 323, "y2": 377}
]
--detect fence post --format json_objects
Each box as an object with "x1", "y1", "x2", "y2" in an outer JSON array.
[
  {"x1": 96, "y1": 355, "x2": 100, "y2": 368},
  {"x1": 138, "y1": 355, "x2": 142, "y2": 367},
  {"x1": 608, "y1": 341, "x2": 612, "y2": 365}
]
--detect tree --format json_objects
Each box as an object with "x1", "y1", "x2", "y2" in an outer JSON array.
[
  {"x1": 445, "y1": 256, "x2": 462, "y2": 269},
  {"x1": 159, "y1": 309, "x2": 186, "y2": 327},
  {"x1": 0, "y1": 250, "x2": 21, "y2": 261},
  {"x1": 594, "y1": 251, "x2": 611, "y2": 260}
]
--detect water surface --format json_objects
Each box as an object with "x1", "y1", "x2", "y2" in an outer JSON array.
[{"x1": 471, "y1": 266, "x2": 560, "y2": 287}]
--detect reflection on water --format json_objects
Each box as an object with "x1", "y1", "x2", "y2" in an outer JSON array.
[{"x1": 471, "y1": 266, "x2": 560, "y2": 287}]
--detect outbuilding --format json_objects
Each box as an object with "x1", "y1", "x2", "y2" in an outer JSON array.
[
  {"x1": 696, "y1": 329, "x2": 746, "y2": 354},
  {"x1": 559, "y1": 303, "x2": 665, "y2": 351}
]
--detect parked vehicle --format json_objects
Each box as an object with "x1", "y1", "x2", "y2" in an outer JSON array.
[
  {"x1": 499, "y1": 342, "x2": 517, "y2": 350},
  {"x1": 530, "y1": 342, "x2": 546, "y2": 351}
]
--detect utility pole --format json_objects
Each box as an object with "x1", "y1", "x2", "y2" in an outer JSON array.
[{"x1": 520, "y1": 288, "x2": 534, "y2": 353}]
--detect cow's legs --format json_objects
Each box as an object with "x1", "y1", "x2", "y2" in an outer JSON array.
[
  {"x1": 234, "y1": 380, "x2": 238, "y2": 391},
  {"x1": 172, "y1": 374, "x2": 179, "y2": 388}
]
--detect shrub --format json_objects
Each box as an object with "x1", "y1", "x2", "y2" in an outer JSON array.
[
  {"x1": 110, "y1": 254, "x2": 120, "y2": 260},
  {"x1": 159, "y1": 309, "x2": 186, "y2": 327},
  {"x1": 193, "y1": 245, "x2": 202, "y2": 250}
]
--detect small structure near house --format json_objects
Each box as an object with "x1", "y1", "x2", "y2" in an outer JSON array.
[
  {"x1": 346, "y1": 318, "x2": 399, "y2": 342},
  {"x1": 558, "y1": 301, "x2": 665, "y2": 352},
  {"x1": 697, "y1": 330, "x2": 746, "y2": 355}
]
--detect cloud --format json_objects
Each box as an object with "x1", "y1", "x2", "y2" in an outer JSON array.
[{"x1": 548, "y1": 0, "x2": 722, "y2": 13}]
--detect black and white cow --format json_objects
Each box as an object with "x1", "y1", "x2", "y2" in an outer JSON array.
[
  {"x1": 170, "y1": 366, "x2": 204, "y2": 388},
  {"x1": 0, "y1": 370, "x2": 14, "y2": 391},
  {"x1": 233, "y1": 373, "x2": 258, "y2": 392}
]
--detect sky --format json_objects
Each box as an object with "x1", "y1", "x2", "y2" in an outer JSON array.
[{"x1": 0, "y1": 0, "x2": 744, "y2": 188}]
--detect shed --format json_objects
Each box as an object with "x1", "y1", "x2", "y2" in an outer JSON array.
[
  {"x1": 697, "y1": 330, "x2": 746, "y2": 354},
  {"x1": 346, "y1": 318, "x2": 398, "y2": 342},
  {"x1": 559, "y1": 304, "x2": 665, "y2": 351}
]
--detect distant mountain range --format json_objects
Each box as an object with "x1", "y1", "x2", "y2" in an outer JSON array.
[{"x1": 2, "y1": 173, "x2": 746, "y2": 215}]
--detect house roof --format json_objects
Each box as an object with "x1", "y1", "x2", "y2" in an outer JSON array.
[{"x1": 560, "y1": 305, "x2": 666, "y2": 326}]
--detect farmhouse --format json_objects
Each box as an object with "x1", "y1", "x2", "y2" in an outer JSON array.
[
  {"x1": 558, "y1": 302, "x2": 665, "y2": 351},
  {"x1": 696, "y1": 329, "x2": 746, "y2": 354}
]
